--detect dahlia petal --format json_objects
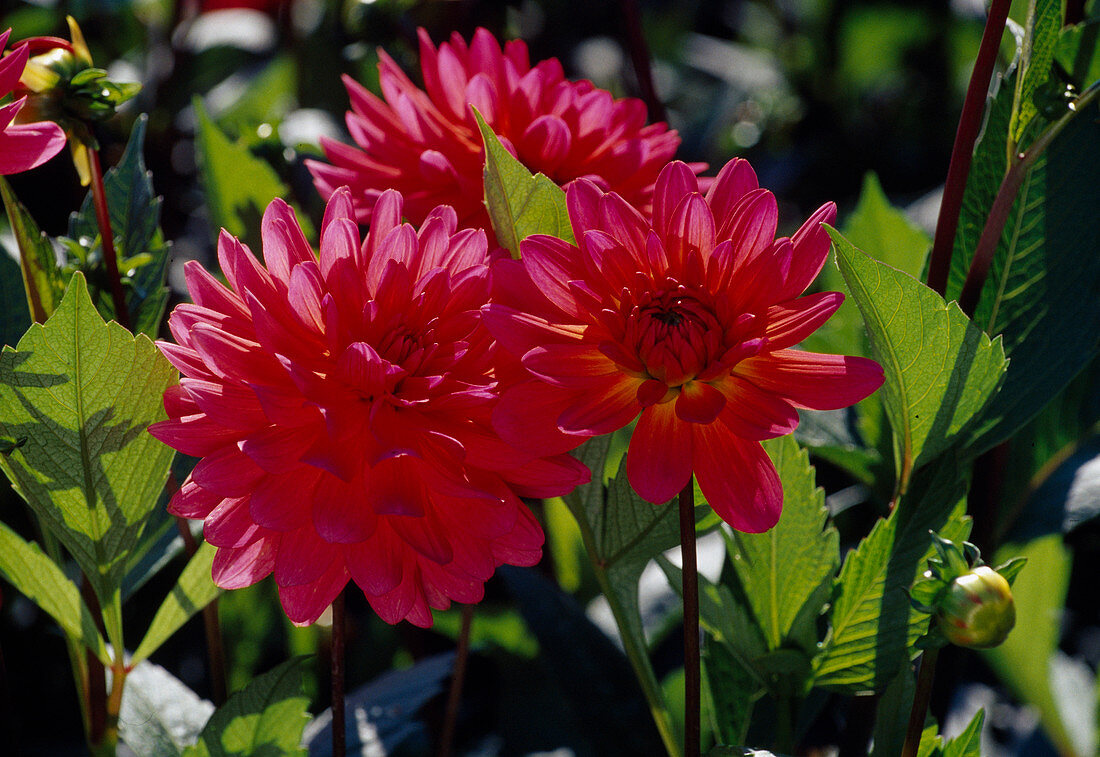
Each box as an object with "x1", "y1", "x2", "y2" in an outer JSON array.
[
  {"x1": 557, "y1": 374, "x2": 641, "y2": 436},
  {"x1": 389, "y1": 511, "x2": 454, "y2": 565},
  {"x1": 693, "y1": 424, "x2": 781, "y2": 533},
  {"x1": 736, "y1": 350, "x2": 885, "y2": 410},
  {"x1": 157, "y1": 342, "x2": 212, "y2": 379},
  {"x1": 626, "y1": 402, "x2": 693, "y2": 504},
  {"x1": 777, "y1": 202, "x2": 838, "y2": 301},
  {"x1": 182, "y1": 378, "x2": 268, "y2": 431},
  {"x1": 261, "y1": 199, "x2": 313, "y2": 284},
  {"x1": 519, "y1": 234, "x2": 587, "y2": 318},
  {"x1": 346, "y1": 529, "x2": 405, "y2": 596},
  {"x1": 362, "y1": 189, "x2": 404, "y2": 263},
  {"x1": 676, "y1": 381, "x2": 726, "y2": 424},
  {"x1": 522, "y1": 343, "x2": 619, "y2": 386},
  {"x1": 274, "y1": 526, "x2": 336, "y2": 586},
  {"x1": 0, "y1": 120, "x2": 67, "y2": 174},
  {"x1": 653, "y1": 161, "x2": 701, "y2": 238},
  {"x1": 566, "y1": 179, "x2": 605, "y2": 246},
  {"x1": 502, "y1": 453, "x2": 591, "y2": 498},
  {"x1": 764, "y1": 291, "x2": 844, "y2": 350},
  {"x1": 598, "y1": 192, "x2": 650, "y2": 257},
  {"x1": 721, "y1": 189, "x2": 778, "y2": 266},
  {"x1": 0, "y1": 38, "x2": 27, "y2": 95},
  {"x1": 192, "y1": 446, "x2": 264, "y2": 497},
  {"x1": 582, "y1": 229, "x2": 643, "y2": 297},
  {"x1": 665, "y1": 192, "x2": 716, "y2": 273},
  {"x1": 493, "y1": 380, "x2": 585, "y2": 455},
  {"x1": 278, "y1": 559, "x2": 349, "y2": 626},
  {"x1": 319, "y1": 218, "x2": 361, "y2": 284},
  {"x1": 520, "y1": 114, "x2": 571, "y2": 172},
  {"x1": 204, "y1": 497, "x2": 260, "y2": 548},
  {"x1": 190, "y1": 324, "x2": 278, "y2": 386},
  {"x1": 312, "y1": 469, "x2": 378, "y2": 542},
  {"x1": 422, "y1": 562, "x2": 484, "y2": 605},
  {"x1": 465, "y1": 72, "x2": 499, "y2": 125},
  {"x1": 168, "y1": 476, "x2": 221, "y2": 519},
  {"x1": 148, "y1": 414, "x2": 241, "y2": 457},
  {"x1": 705, "y1": 158, "x2": 759, "y2": 226},
  {"x1": 367, "y1": 454, "x2": 430, "y2": 518},
  {"x1": 287, "y1": 262, "x2": 326, "y2": 333},
  {"x1": 716, "y1": 375, "x2": 800, "y2": 441},
  {"x1": 183, "y1": 261, "x2": 249, "y2": 319},
  {"x1": 435, "y1": 44, "x2": 471, "y2": 120},
  {"x1": 239, "y1": 425, "x2": 307, "y2": 472},
  {"x1": 490, "y1": 503, "x2": 544, "y2": 565},
  {"x1": 217, "y1": 231, "x2": 277, "y2": 302},
  {"x1": 211, "y1": 536, "x2": 276, "y2": 589},
  {"x1": 482, "y1": 304, "x2": 585, "y2": 357},
  {"x1": 250, "y1": 470, "x2": 316, "y2": 531}
]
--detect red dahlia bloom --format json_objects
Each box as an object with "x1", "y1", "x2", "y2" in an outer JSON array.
[
  {"x1": 484, "y1": 160, "x2": 884, "y2": 532},
  {"x1": 0, "y1": 29, "x2": 65, "y2": 175},
  {"x1": 306, "y1": 28, "x2": 693, "y2": 239},
  {"x1": 149, "y1": 189, "x2": 588, "y2": 626}
]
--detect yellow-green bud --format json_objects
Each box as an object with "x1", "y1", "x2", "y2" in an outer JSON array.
[{"x1": 936, "y1": 566, "x2": 1016, "y2": 649}]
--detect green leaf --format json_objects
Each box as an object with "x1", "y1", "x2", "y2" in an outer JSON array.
[
  {"x1": 812, "y1": 460, "x2": 972, "y2": 693},
  {"x1": 430, "y1": 605, "x2": 538, "y2": 658},
  {"x1": 194, "y1": 98, "x2": 304, "y2": 255},
  {"x1": 943, "y1": 709, "x2": 985, "y2": 757},
  {"x1": 0, "y1": 272, "x2": 176, "y2": 602},
  {"x1": 0, "y1": 176, "x2": 65, "y2": 323},
  {"x1": 946, "y1": 80, "x2": 1100, "y2": 452},
  {"x1": 704, "y1": 639, "x2": 760, "y2": 747},
  {"x1": 842, "y1": 173, "x2": 930, "y2": 279},
  {"x1": 0, "y1": 241, "x2": 31, "y2": 349},
  {"x1": 980, "y1": 536, "x2": 1080, "y2": 756},
  {"x1": 870, "y1": 668, "x2": 917, "y2": 757},
  {"x1": 185, "y1": 658, "x2": 310, "y2": 757},
  {"x1": 831, "y1": 228, "x2": 1007, "y2": 492},
  {"x1": 132, "y1": 541, "x2": 222, "y2": 664},
  {"x1": 474, "y1": 108, "x2": 575, "y2": 258},
  {"x1": 0, "y1": 520, "x2": 109, "y2": 665},
  {"x1": 1056, "y1": 21, "x2": 1100, "y2": 88},
  {"x1": 727, "y1": 436, "x2": 838, "y2": 652},
  {"x1": 1010, "y1": 0, "x2": 1063, "y2": 147},
  {"x1": 66, "y1": 116, "x2": 169, "y2": 337}
]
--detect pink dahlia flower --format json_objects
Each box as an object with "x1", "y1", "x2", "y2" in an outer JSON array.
[
  {"x1": 150, "y1": 188, "x2": 589, "y2": 626},
  {"x1": 0, "y1": 29, "x2": 65, "y2": 175},
  {"x1": 484, "y1": 160, "x2": 884, "y2": 533},
  {"x1": 306, "y1": 28, "x2": 693, "y2": 240}
]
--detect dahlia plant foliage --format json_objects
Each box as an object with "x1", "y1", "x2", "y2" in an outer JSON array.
[{"x1": 0, "y1": 3, "x2": 1098, "y2": 756}]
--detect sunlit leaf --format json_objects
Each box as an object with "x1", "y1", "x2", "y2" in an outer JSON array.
[
  {"x1": 942, "y1": 709, "x2": 985, "y2": 757},
  {"x1": 1010, "y1": 0, "x2": 1062, "y2": 146},
  {"x1": 185, "y1": 658, "x2": 310, "y2": 757},
  {"x1": 0, "y1": 273, "x2": 176, "y2": 602},
  {"x1": 474, "y1": 108, "x2": 575, "y2": 258},
  {"x1": 831, "y1": 228, "x2": 1007, "y2": 492},
  {"x1": 0, "y1": 520, "x2": 109, "y2": 665},
  {"x1": 132, "y1": 541, "x2": 222, "y2": 664}
]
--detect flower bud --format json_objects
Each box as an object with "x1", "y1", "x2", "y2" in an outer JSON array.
[{"x1": 936, "y1": 565, "x2": 1016, "y2": 649}]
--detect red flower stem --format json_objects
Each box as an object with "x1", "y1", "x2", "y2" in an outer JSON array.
[
  {"x1": 87, "y1": 148, "x2": 130, "y2": 330},
  {"x1": 926, "y1": 0, "x2": 1011, "y2": 296},
  {"x1": 80, "y1": 579, "x2": 108, "y2": 749},
  {"x1": 901, "y1": 647, "x2": 940, "y2": 757},
  {"x1": 174, "y1": 512, "x2": 228, "y2": 706},
  {"x1": 439, "y1": 603, "x2": 474, "y2": 757},
  {"x1": 958, "y1": 81, "x2": 1100, "y2": 317},
  {"x1": 331, "y1": 590, "x2": 346, "y2": 757},
  {"x1": 619, "y1": 0, "x2": 667, "y2": 124},
  {"x1": 678, "y1": 478, "x2": 700, "y2": 757}
]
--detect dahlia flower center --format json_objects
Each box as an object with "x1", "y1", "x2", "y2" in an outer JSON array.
[{"x1": 628, "y1": 289, "x2": 723, "y2": 387}]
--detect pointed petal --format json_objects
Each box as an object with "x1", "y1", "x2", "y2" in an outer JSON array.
[
  {"x1": 693, "y1": 424, "x2": 781, "y2": 533},
  {"x1": 626, "y1": 402, "x2": 692, "y2": 504},
  {"x1": 736, "y1": 350, "x2": 885, "y2": 410},
  {"x1": 278, "y1": 559, "x2": 349, "y2": 626}
]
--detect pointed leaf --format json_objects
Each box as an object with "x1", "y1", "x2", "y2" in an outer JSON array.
[
  {"x1": 0, "y1": 176, "x2": 65, "y2": 323},
  {"x1": 0, "y1": 273, "x2": 176, "y2": 601},
  {"x1": 66, "y1": 116, "x2": 169, "y2": 337},
  {"x1": 727, "y1": 435, "x2": 839, "y2": 653},
  {"x1": 132, "y1": 540, "x2": 222, "y2": 664},
  {"x1": 943, "y1": 709, "x2": 985, "y2": 757},
  {"x1": 842, "y1": 172, "x2": 930, "y2": 279},
  {"x1": 185, "y1": 658, "x2": 310, "y2": 757},
  {"x1": 474, "y1": 108, "x2": 575, "y2": 257},
  {"x1": 831, "y1": 228, "x2": 1007, "y2": 492},
  {"x1": 813, "y1": 459, "x2": 972, "y2": 693},
  {"x1": 0, "y1": 520, "x2": 109, "y2": 665},
  {"x1": 1010, "y1": 0, "x2": 1062, "y2": 146}
]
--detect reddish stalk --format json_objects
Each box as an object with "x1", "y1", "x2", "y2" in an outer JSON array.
[
  {"x1": 901, "y1": 647, "x2": 940, "y2": 757},
  {"x1": 174, "y1": 514, "x2": 228, "y2": 706},
  {"x1": 331, "y1": 591, "x2": 347, "y2": 757},
  {"x1": 678, "y1": 478, "x2": 700, "y2": 757},
  {"x1": 87, "y1": 149, "x2": 130, "y2": 330},
  {"x1": 439, "y1": 603, "x2": 474, "y2": 757},
  {"x1": 926, "y1": 0, "x2": 1011, "y2": 296},
  {"x1": 80, "y1": 580, "x2": 108, "y2": 749},
  {"x1": 619, "y1": 0, "x2": 667, "y2": 124}
]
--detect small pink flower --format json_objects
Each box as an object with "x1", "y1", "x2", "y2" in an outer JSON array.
[
  {"x1": 0, "y1": 29, "x2": 65, "y2": 175},
  {"x1": 150, "y1": 189, "x2": 588, "y2": 626},
  {"x1": 307, "y1": 28, "x2": 696, "y2": 242},
  {"x1": 484, "y1": 159, "x2": 884, "y2": 532}
]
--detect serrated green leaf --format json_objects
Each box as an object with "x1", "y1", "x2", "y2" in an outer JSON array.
[
  {"x1": 66, "y1": 116, "x2": 169, "y2": 337},
  {"x1": 474, "y1": 108, "x2": 575, "y2": 258},
  {"x1": 947, "y1": 79, "x2": 1100, "y2": 453},
  {"x1": 943, "y1": 709, "x2": 985, "y2": 757},
  {"x1": 704, "y1": 638, "x2": 760, "y2": 747},
  {"x1": 0, "y1": 242, "x2": 31, "y2": 348},
  {"x1": 132, "y1": 540, "x2": 222, "y2": 664},
  {"x1": 1010, "y1": 0, "x2": 1063, "y2": 146},
  {"x1": 0, "y1": 273, "x2": 176, "y2": 602},
  {"x1": 812, "y1": 460, "x2": 972, "y2": 693},
  {"x1": 0, "y1": 520, "x2": 109, "y2": 665},
  {"x1": 980, "y1": 536, "x2": 1077, "y2": 755},
  {"x1": 194, "y1": 98, "x2": 304, "y2": 255},
  {"x1": 0, "y1": 176, "x2": 65, "y2": 323},
  {"x1": 1056, "y1": 21, "x2": 1100, "y2": 88},
  {"x1": 831, "y1": 228, "x2": 1007, "y2": 492},
  {"x1": 727, "y1": 436, "x2": 838, "y2": 653},
  {"x1": 185, "y1": 657, "x2": 310, "y2": 757},
  {"x1": 843, "y1": 173, "x2": 930, "y2": 279}
]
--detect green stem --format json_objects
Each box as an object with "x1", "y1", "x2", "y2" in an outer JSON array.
[
  {"x1": 901, "y1": 647, "x2": 940, "y2": 757},
  {"x1": 565, "y1": 494, "x2": 682, "y2": 757},
  {"x1": 775, "y1": 694, "x2": 796, "y2": 755},
  {"x1": 678, "y1": 479, "x2": 700, "y2": 757}
]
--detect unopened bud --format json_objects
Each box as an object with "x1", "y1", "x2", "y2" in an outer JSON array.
[{"x1": 936, "y1": 566, "x2": 1016, "y2": 649}]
